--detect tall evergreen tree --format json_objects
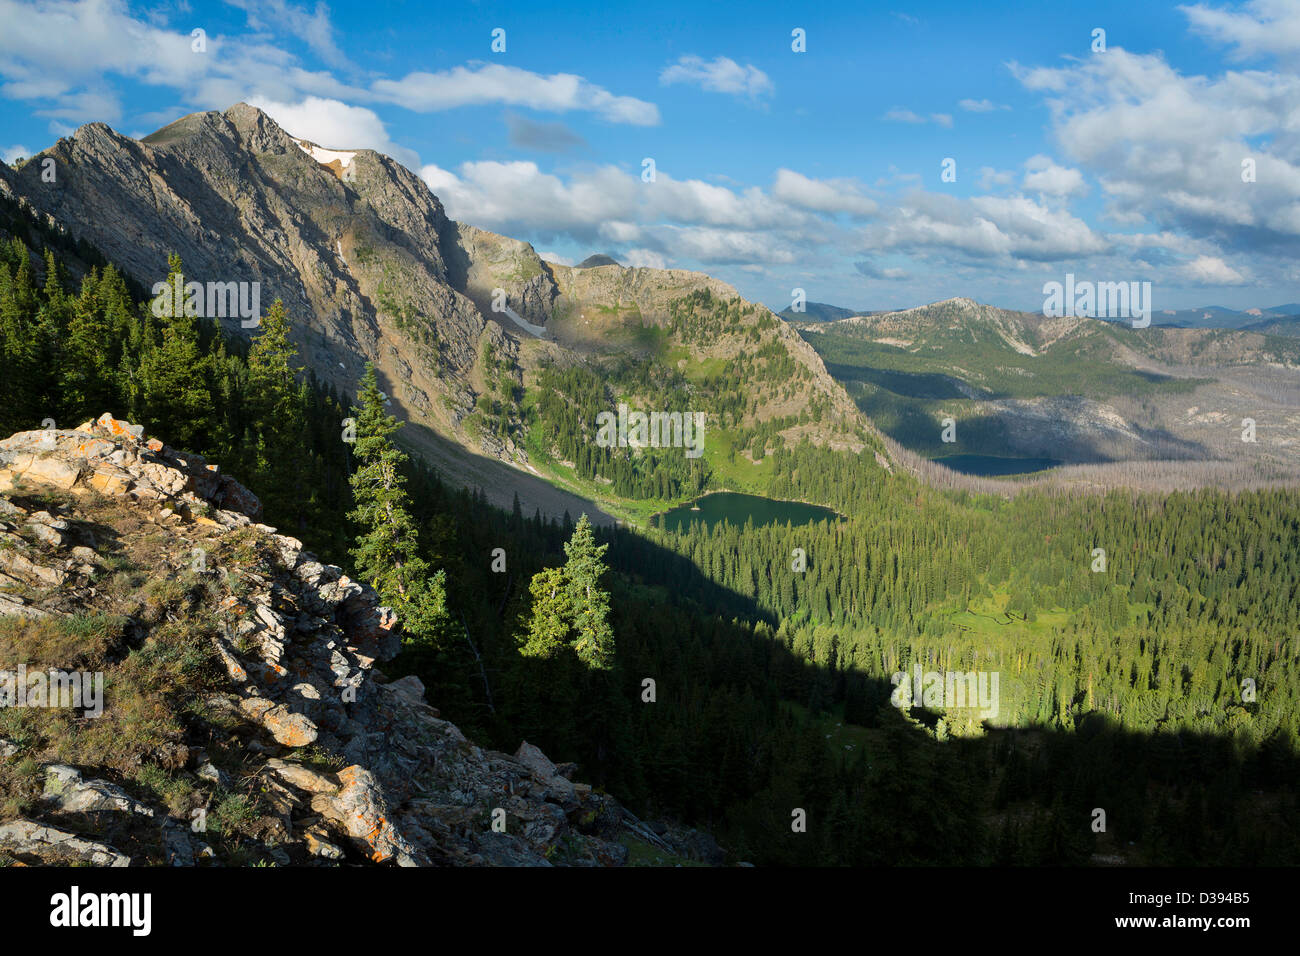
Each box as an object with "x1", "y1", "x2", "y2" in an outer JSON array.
[
  {"x1": 347, "y1": 363, "x2": 450, "y2": 652},
  {"x1": 137, "y1": 254, "x2": 212, "y2": 448},
  {"x1": 518, "y1": 514, "x2": 614, "y2": 670},
  {"x1": 246, "y1": 299, "x2": 307, "y2": 525}
]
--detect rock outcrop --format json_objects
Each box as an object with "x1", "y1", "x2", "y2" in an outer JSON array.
[{"x1": 0, "y1": 415, "x2": 680, "y2": 867}]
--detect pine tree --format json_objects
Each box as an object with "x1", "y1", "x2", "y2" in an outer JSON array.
[
  {"x1": 61, "y1": 267, "x2": 118, "y2": 419},
  {"x1": 347, "y1": 363, "x2": 449, "y2": 651},
  {"x1": 137, "y1": 254, "x2": 212, "y2": 448},
  {"x1": 246, "y1": 299, "x2": 307, "y2": 525},
  {"x1": 518, "y1": 514, "x2": 615, "y2": 669}
]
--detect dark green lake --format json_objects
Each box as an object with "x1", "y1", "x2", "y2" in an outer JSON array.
[
  {"x1": 653, "y1": 492, "x2": 843, "y2": 533},
  {"x1": 933, "y1": 454, "x2": 1061, "y2": 476}
]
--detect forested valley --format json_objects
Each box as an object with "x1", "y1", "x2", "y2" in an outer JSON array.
[{"x1": 3, "y1": 212, "x2": 1298, "y2": 865}]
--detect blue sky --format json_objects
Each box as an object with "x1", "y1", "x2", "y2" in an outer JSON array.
[{"x1": 1, "y1": 0, "x2": 1298, "y2": 314}]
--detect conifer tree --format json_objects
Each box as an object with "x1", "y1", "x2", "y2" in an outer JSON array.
[
  {"x1": 518, "y1": 514, "x2": 615, "y2": 669},
  {"x1": 137, "y1": 254, "x2": 212, "y2": 448},
  {"x1": 246, "y1": 299, "x2": 307, "y2": 524},
  {"x1": 347, "y1": 363, "x2": 449, "y2": 651}
]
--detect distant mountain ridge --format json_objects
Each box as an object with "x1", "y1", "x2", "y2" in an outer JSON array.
[
  {"x1": 777, "y1": 301, "x2": 872, "y2": 323},
  {"x1": 797, "y1": 296, "x2": 1300, "y2": 483},
  {"x1": 784, "y1": 297, "x2": 1300, "y2": 331}
]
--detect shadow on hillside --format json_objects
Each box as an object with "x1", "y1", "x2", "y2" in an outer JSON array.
[{"x1": 409, "y1": 484, "x2": 1300, "y2": 867}]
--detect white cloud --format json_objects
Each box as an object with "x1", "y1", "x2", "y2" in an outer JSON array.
[
  {"x1": 1, "y1": 144, "x2": 31, "y2": 165},
  {"x1": 660, "y1": 55, "x2": 773, "y2": 99},
  {"x1": 248, "y1": 95, "x2": 420, "y2": 168},
  {"x1": 1012, "y1": 37, "x2": 1300, "y2": 271},
  {"x1": 883, "y1": 108, "x2": 926, "y2": 124},
  {"x1": 1182, "y1": 0, "x2": 1300, "y2": 60},
  {"x1": 420, "y1": 161, "x2": 638, "y2": 240},
  {"x1": 959, "y1": 98, "x2": 1009, "y2": 112},
  {"x1": 883, "y1": 108, "x2": 951, "y2": 127},
  {"x1": 373, "y1": 63, "x2": 659, "y2": 125},
  {"x1": 772, "y1": 169, "x2": 877, "y2": 218},
  {"x1": 1181, "y1": 254, "x2": 1248, "y2": 284},
  {"x1": 859, "y1": 191, "x2": 1108, "y2": 262},
  {"x1": 653, "y1": 225, "x2": 794, "y2": 264},
  {"x1": 1022, "y1": 155, "x2": 1088, "y2": 198},
  {"x1": 623, "y1": 248, "x2": 668, "y2": 269},
  {"x1": 417, "y1": 159, "x2": 856, "y2": 266},
  {"x1": 978, "y1": 166, "x2": 1016, "y2": 190},
  {"x1": 226, "y1": 0, "x2": 353, "y2": 70},
  {"x1": 0, "y1": 2, "x2": 659, "y2": 134},
  {"x1": 0, "y1": 0, "x2": 368, "y2": 125}
]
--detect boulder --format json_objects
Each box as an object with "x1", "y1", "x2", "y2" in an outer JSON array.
[
  {"x1": 310, "y1": 765, "x2": 426, "y2": 866},
  {"x1": 0, "y1": 820, "x2": 130, "y2": 866}
]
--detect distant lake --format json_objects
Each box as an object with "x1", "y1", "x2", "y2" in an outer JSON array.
[
  {"x1": 933, "y1": 454, "x2": 1061, "y2": 476},
  {"x1": 653, "y1": 492, "x2": 842, "y2": 533}
]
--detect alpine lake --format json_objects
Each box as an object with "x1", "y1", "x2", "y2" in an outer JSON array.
[{"x1": 652, "y1": 492, "x2": 843, "y2": 533}]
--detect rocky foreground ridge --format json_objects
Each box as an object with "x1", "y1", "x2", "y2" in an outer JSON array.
[{"x1": 0, "y1": 416, "x2": 718, "y2": 866}]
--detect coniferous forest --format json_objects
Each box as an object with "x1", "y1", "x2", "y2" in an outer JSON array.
[{"x1": 3, "y1": 213, "x2": 1297, "y2": 867}]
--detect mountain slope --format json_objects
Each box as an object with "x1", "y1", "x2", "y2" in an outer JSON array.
[{"x1": 0, "y1": 104, "x2": 876, "y2": 520}]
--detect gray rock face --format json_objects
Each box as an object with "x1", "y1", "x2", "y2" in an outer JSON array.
[
  {"x1": 0, "y1": 103, "x2": 558, "y2": 441},
  {"x1": 0, "y1": 416, "x2": 650, "y2": 867},
  {"x1": 0, "y1": 820, "x2": 131, "y2": 866}
]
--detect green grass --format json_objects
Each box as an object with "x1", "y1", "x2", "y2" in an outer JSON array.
[
  {"x1": 618, "y1": 833, "x2": 708, "y2": 867},
  {"x1": 702, "y1": 427, "x2": 776, "y2": 492}
]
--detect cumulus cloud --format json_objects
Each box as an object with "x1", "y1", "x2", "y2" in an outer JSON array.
[
  {"x1": 373, "y1": 63, "x2": 659, "y2": 125},
  {"x1": 659, "y1": 55, "x2": 773, "y2": 99},
  {"x1": 858, "y1": 191, "x2": 1108, "y2": 262},
  {"x1": 0, "y1": 0, "x2": 371, "y2": 126},
  {"x1": 1, "y1": 144, "x2": 31, "y2": 165},
  {"x1": 1022, "y1": 155, "x2": 1088, "y2": 198},
  {"x1": 1011, "y1": 32, "x2": 1300, "y2": 274},
  {"x1": 416, "y1": 160, "x2": 866, "y2": 266},
  {"x1": 1182, "y1": 0, "x2": 1300, "y2": 61},
  {"x1": 248, "y1": 95, "x2": 420, "y2": 168},
  {"x1": 1181, "y1": 254, "x2": 1248, "y2": 284},
  {"x1": 623, "y1": 248, "x2": 668, "y2": 269},
  {"x1": 0, "y1": 1, "x2": 659, "y2": 136},
  {"x1": 771, "y1": 169, "x2": 878, "y2": 218},
  {"x1": 419, "y1": 161, "x2": 638, "y2": 241}
]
